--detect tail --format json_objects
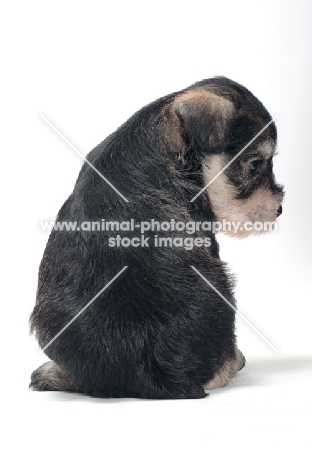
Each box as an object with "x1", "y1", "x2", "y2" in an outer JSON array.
[{"x1": 29, "y1": 361, "x2": 82, "y2": 393}]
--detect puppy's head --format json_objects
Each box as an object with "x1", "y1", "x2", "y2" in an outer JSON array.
[{"x1": 171, "y1": 77, "x2": 284, "y2": 237}]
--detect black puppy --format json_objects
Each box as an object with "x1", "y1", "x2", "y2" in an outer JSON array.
[{"x1": 30, "y1": 77, "x2": 284, "y2": 399}]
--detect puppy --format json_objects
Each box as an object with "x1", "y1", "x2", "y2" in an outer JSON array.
[{"x1": 30, "y1": 77, "x2": 284, "y2": 399}]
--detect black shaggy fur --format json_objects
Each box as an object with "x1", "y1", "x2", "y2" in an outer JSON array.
[{"x1": 30, "y1": 77, "x2": 281, "y2": 399}]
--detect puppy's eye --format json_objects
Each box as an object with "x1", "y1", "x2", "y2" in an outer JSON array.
[{"x1": 249, "y1": 159, "x2": 263, "y2": 172}]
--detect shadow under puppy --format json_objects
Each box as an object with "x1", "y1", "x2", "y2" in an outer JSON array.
[{"x1": 30, "y1": 77, "x2": 284, "y2": 399}]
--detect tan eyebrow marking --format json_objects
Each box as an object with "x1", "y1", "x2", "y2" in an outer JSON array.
[{"x1": 257, "y1": 141, "x2": 274, "y2": 160}]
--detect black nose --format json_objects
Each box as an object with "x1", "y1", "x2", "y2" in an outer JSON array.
[{"x1": 277, "y1": 205, "x2": 283, "y2": 217}]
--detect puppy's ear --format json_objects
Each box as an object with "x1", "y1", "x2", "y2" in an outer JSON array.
[{"x1": 173, "y1": 90, "x2": 235, "y2": 153}]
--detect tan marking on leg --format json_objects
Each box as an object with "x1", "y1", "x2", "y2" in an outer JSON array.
[
  {"x1": 30, "y1": 361, "x2": 80, "y2": 392},
  {"x1": 204, "y1": 349, "x2": 245, "y2": 390}
]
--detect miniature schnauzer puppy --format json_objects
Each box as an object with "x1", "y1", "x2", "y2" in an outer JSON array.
[{"x1": 30, "y1": 77, "x2": 284, "y2": 399}]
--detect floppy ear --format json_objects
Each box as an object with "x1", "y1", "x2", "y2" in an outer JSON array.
[{"x1": 173, "y1": 90, "x2": 235, "y2": 153}]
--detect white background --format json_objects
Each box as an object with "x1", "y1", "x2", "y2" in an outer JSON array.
[{"x1": 1, "y1": 1, "x2": 312, "y2": 467}]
